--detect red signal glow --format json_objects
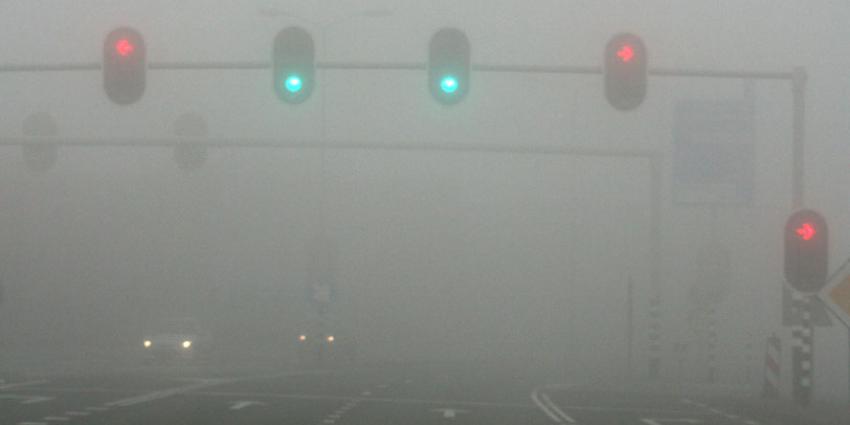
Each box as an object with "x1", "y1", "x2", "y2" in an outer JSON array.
[
  {"x1": 796, "y1": 222, "x2": 816, "y2": 241},
  {"x1": 115, "y1": 39, "x2": 135, "y2": 57},
  {"x1": 617, "y1": 44, "x2": 635, "y2": 63}
]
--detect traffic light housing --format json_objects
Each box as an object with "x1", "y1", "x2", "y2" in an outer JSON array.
[
  {"x1": 273, "y1": 27, "x2": 315, "y2": 104},
  {"x1": 604, "y1": 33, "x2": 647, "y2": 111},
  {"x1": 428, "y1": 28, "x2": 470, "y2": 105},
  {"x1": 784, "y1": 209, "x2": 828, "y2": 293},
  {"x1": 103, "y1": 27, "x2": 146, "y2": 105}
]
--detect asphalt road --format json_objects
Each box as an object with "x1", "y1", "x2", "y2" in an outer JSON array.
[{"x1": 0, "y1": 364, "x2": 839, "y2": 425}]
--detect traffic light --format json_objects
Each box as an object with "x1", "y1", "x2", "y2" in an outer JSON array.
[
  {"x1": 103, "y1": 27, "x2": 146, "y2": 105},
  {"x1": 273, "y1": 27, "x2": 315, "y2": 104},
  {"x1": 428, "y1": 28, "x2": 470, "y2": 105},
  {"x1": 784, "y1": 209, "x2": 828, "y2": 293},
  {"x1": 604, "y1": 33, "x2": 647, "y2": 111}
]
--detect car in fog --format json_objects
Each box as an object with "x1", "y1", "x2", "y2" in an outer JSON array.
[
  {"x1": 296, "y1": 331, "x2": 357, "y2": 366},
  {"x1": 142, "y1": 317, "x2": 211, "y2": 363}
]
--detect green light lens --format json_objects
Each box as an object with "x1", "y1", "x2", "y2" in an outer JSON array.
[
  {"x1": 284, "y1": 75, "x2": 303, "y2": 93},
  {"x1": 440, "y1": 76, "x2": 459, "y2": 94}
]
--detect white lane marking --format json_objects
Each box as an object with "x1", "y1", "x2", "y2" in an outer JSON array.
[
  {"x1": 86, "y1": 406, "x2": 109, "y2": 412},
  {"x1": 43, "y1": 417, "x2": 69, "y2": 422},
  {"x1": 641, "y1": 419, "x2": 701, "y2": 425},
  {"x1": 531, "y1": 388, "x2": 563, "y2": 423},
  {"x1": 64, "y1": 411, "x2": 89, "y2": 416},
  {"x1": 323, "y1": 419, "x2": 335, "y2": 424},
  {"x1": 0, "y1": 380, "x2": 48, "y2": 390},
  {"x1": 17, "y1": 422, "x2": 47, "y2": 425},
  {"x1": 105, "y1": 380, "x2": 219, "y2": 408},
  {"x1": 377, "y1": 384, "x2": 389, "y2": 389},
  {"x1": 540, "y1": 392, "x2": 576, "y2": 423},
  {"x1": 431, "y1": 408, "x2": 468, "y2": 419},
  {"x1": 229, "y1": 400, "x2": 266, "y2": 410},
  {"x1": 328, "y1": 413, "x2": 342, "y2": 419},
  {"x1": 680, "y1": 398, "x2": 761, "y2": 425},
  {"x1": 22, "y1": 396, "x2": 55, "y2": 405},
  {"x1": 361, "y1": 390, "x2": 372, "y2": 396},
  {"x1": 0, "y1": 394, "x2": 54, "y2": 404}
]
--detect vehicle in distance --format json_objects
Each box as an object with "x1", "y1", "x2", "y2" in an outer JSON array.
[
  {"x1": 142, "y1": 317, "x2": 211, "y2": 362},
  {"x1": 296, "y1": 331, "x2": 357, "y2": 366}
]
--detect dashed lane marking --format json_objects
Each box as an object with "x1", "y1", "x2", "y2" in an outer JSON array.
[
  {"x1": 17, "y1": 422, "x2": 47, "y2": 425},
  {"x1": 43, "y1": 417, "x2": 69, "y2": 422},
  {"x1": 64, "y1": 411, "x2": 89, "y2": 417},
  {"x1": 681, "y1": 398, "x2": 762, "y2": 425},
  {"x1": 0, "y1": 380, "x2": 48, "y2": 390},
  {"x1": 86, "y1": 406, "x2": 109, "y2": 412},
  {"x1": 105, "y1": 380, "x2": 221, "y2": 408}
]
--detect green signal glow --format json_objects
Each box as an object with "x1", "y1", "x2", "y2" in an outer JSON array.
[
  {"x1": 440, "y1": 76, "x2": 459, "y2": 94},
  {"x1": 284, "y1": 75, "x2": 303, "y2": 93}
]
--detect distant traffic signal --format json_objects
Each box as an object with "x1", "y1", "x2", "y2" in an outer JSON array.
[
  {"x1": 103, "y1": 27, "x2": 146, "y2": 105},
  {"x1": 604, "y1": 33, "x2": 647, "y2": 111},
  {"x1": 784, "y1": 209, "x2": 828, "y2": 293},
  {"x1": 273, "y1": 27, "x2": 315, "y2": 104},
  {"x1": 428, "y1": 28, "x2": 470, "y2": 105}
]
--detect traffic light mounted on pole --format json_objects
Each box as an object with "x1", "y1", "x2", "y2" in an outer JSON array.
[
  {"x1": 273, "y1": 27, "x2": 315, "y2": 104},
  {"x1": 428, "y1": 28, "x2": 470, "y2": 105},
  {"x1": 784, "y1": 209, "x2": 828, "y2": 293},
  {"x1": 604, "y1": 33, "x2": 647, "y2": 111},
  {"x1": 103, "y1": 27, "x2": 146, "y2": 105}
]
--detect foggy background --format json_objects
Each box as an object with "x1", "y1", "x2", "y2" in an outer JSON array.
[{"x1": 0, "y1": 0, "x2": 849, "y2": 401}]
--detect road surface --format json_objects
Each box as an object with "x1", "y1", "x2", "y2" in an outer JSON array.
[{"x1": 0, "y1": 364, "x2": 837, "y2": 425}]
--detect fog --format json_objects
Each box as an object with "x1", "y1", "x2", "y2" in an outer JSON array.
[{"x1": 1, "y1": 0, "x2": 849, "y2": 405}]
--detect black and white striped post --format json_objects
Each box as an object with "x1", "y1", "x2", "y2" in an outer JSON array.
[{"x1": 763, "y1": 333, "x2": 781, "y2": 399}]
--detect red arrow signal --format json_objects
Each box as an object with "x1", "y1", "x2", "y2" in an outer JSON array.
[
  {"x1": 796, "y1": 222, "x2": 816, "y2": 241},
  {"x1": 617, "y1": 44, "x2": 635, "y2": 63}
]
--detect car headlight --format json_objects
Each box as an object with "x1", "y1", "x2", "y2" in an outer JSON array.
[
  {"x1": 298, "y1": 334, "x2": 307, "y2": 342},
  {"x1": 182, "y1": 340, "x2": 192, "y2": 349},
  {"x1": 326, "y1": 335, "x2": 335, "y2": 343},
  {"x1": 143, "y1": 340, "x2": 152, "y2": 348}
]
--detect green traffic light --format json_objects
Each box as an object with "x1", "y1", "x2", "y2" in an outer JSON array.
[
  {"x1": 440, "y1": 76, "x2": 459, "y2": 94},
  {"x1": 284, "y1": 75, "x2": 303, "y2": 93}
]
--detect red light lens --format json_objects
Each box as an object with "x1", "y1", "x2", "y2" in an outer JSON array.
[
  {"x1": 796, "y1": 222, "x2": 816, "y2": 241},
  {"x1": 115, "y1": 39, "x2": 135, "y2": 57},
  {"x1": 617, "y1": 44, "x2": 635, "y2": 63}
]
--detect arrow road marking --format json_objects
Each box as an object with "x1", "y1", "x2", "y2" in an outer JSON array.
[
  {"x1": 431, "y1": 408, "x2": 467, "y2": 419},
  {"x1": 229, "y1": 400, "x2": 266, "y2": 410}
]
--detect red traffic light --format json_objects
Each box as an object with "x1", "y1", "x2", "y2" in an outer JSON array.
[
  {"x1": 616, "y1": 44, "x2": 635, "y2": 63},
  {"x1": 795, "y1": 222, "x2": 816, "y2": 241},
  {"x1": 604, "y1": 33, "x2": 647, "y2": 111},
  {"x1": 784, "y1": 209, "x2": 828, "y2": 293},
  {"x1": 103, "y1": 27, "x2": 146, "y2": 105},
  {"x1": 114, "y1": 39, "x2": 135, "y2": 57}
]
